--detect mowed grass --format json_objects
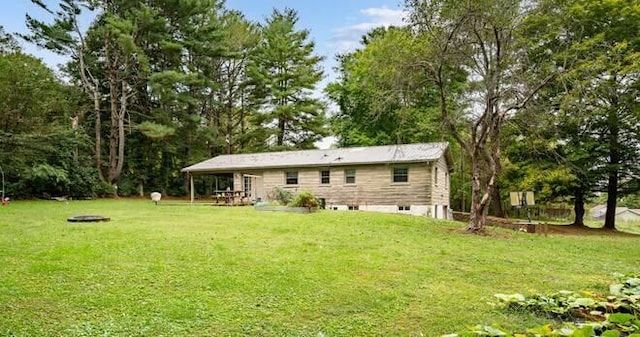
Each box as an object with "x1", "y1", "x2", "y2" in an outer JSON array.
[{"x1": 0, "y1": 200, "x2": 639, "y2": 336}]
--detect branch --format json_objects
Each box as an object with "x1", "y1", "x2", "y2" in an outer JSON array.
[{"x1": 505, "y1": 72, "x2": 558, "y2": 113}]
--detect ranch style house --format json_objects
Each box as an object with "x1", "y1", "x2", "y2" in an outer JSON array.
[{"x1": 182, "y1": 142, "x2": 453, "y2": 219}]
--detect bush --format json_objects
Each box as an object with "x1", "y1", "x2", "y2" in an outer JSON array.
[
  {"x1": 67, "y1": 166, "x2": 98, "y2": 197},
  {"x1": 289, "y1": 190, "x2": 320, "y2": 210},
  {"x1": 268, "y1": 187, "x2": 294, "y2": 205},
  {"x1": 94, "y1": 181, "x2": 117, "y2": 197}
]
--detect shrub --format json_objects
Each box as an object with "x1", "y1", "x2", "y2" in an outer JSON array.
[
  {"x1": 67, "y1": 166, "x2": 98, "y2": 197},
  {"x1": 94, "y1": 181, "x2": 117, "y2": 197},
  {"x1": 268, "y1": 187, "x2": 293, "y2": 205},
  {"x1": 289, "y1": 190, "x2": 320, "y2": 210}
]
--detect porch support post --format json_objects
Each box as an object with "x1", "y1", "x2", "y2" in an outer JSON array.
[{"x1": 190, "y1": 174, "x2": 194, "y2": 204}]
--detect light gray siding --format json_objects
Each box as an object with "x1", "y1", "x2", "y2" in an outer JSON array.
[
  {"x1": 258, "y1": 162, "x2": 432, "y2": 207},
  {"x1": 431, "y1": 155, "x2": 450, "y2": 206}
]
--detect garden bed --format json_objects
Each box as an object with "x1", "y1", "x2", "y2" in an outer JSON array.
[{"x1": 254, "y1": 204, "x2": 314, "y2": 213}]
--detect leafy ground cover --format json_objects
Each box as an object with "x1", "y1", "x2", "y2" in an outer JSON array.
[
  {"x1": 449, "y1": 273, "x2": 640, "y2": 336},
  {"x1": 0, "y1": 200, "x2": 639, "y2": 336}
]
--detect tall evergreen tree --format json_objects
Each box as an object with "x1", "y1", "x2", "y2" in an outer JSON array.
[
  {"x1": 520, "y1": 0, "x2": 640, "y2": 229},
  {"x1": 247, "y1": 8, "x2": 327, "y2": 149},
  {"x1": 213, "y1": 10, "x2": 260, "y2": 154}
]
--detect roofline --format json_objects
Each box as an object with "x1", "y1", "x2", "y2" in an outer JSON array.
[{"x1": 182, "y1": 158, "x2": 439, "y2": 173}]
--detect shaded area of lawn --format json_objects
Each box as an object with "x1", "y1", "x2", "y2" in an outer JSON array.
[{"x1": 0, "y1": 200, "x2": 639, "y2": 336}]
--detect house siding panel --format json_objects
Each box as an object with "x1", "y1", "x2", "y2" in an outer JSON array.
[
  {"x1": 261, "y1": 163, "x2": 432, "y2": 206},
  {"x1": 430, "y1": 155, "x2": 450, "y2": 218}
]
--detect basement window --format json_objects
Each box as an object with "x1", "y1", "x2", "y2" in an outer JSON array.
[
  {"x1": 398, "y1": 205, "x2": 411, "y2": 211},
  {"x1": 348, "y1": 204, "x2": 359, "y2": 211}
]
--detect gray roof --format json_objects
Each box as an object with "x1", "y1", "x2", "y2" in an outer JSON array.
[{"x1": 182, "y1": 142, "x2": 450, "y2": 173}]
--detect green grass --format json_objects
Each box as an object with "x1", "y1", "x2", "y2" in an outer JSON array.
[{"x1": 0, "y1": 200, "x2": 639, "y2": 336}]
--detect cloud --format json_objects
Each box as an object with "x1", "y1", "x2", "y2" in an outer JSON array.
[
  {"x1": 360, "y1": 7, "x2": 407, "y2": 26},
  {"x1": 331, "y1": 6, "x2": 407, "y2": 53},
  {"x1": 317, "y1": 6, "x2": 407, "y2": 116}
]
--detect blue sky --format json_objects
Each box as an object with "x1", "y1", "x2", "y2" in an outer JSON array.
[{"x1": 1, "y1": 0, "x2": 406, "y2": 82}]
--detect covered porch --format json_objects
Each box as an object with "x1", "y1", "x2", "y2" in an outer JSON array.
[{"x1": 185, "y1": 171, "x2": 263, "y2": 205}]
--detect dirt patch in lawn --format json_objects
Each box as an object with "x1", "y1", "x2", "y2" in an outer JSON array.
[
  {"x1": 452, "y1": 212, "x2": 639, "y2": 237},
  {"x1": 545, "y1": 224, "x2": 639, "y2": 237}
]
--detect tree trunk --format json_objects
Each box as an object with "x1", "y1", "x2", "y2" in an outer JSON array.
[
  {"x1": 115, "y1": 81, "x2": 126, "y2": 183},
  {"x1": 490, "y1": 183, "x2": 505, "y2": 218},
  {"x1": 115, "y1": 109, "x2": 125, "y2": 181},
  {"x1": 93, "y1": 87, "x2": 103, "y2": 181},
  {"x1": 226, "y1": 91, "x2": 233, "y2": 154},
  {"x1": 108, "y1": 76, "x2": 119, "y2": 184},
  {"x1": 468, "y1": 153, "x2": 499, "y2": 232},
  {"x1": 572, "y1": 187, "x2": 585, "y2": 226},
  {"x1": 604, "y1": 170, "x2": 619, "y2": 230},
  {"x1": 604, "y1": 108, "x2": 620, "y2": 230},
  {"x1": 105, "y1": 38, "x2": 127, "y2": 189},
  {"x1": 161, "y1": 143, "x2": 171, "y2": 194},
  {"x1": 277, "y1": 117, "x2": 285, "y2": 146},
  {"x1": 468, "y1": 160, "x2": 486, "y2": 231}
]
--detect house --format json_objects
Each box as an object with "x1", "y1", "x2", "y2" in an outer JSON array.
[
  {"x1": 591, "y1": 205, "x2": 640, "y2": 222},
  {"x1": 181, "y1": 142, "x2": 453, "y2": 218}
]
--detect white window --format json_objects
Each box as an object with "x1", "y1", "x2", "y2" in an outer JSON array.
[{"x1": 345, "y1": 169, "x2": 356, "y2": 184}]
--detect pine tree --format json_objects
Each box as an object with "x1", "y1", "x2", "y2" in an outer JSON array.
[{"x1": 247, "y1": 8, "x2": 327, "y2": 150}]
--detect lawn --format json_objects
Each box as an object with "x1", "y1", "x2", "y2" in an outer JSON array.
[{"x1": 0, "y1": 200, "x2": 639, "y2": 336}]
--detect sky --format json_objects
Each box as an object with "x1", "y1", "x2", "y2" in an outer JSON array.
[{"x1": 0, "y1": 0, "x2": 408, "y2": 147}]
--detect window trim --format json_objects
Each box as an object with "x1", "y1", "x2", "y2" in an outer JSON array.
[
  {"x1": 285, "y1": 171, "x2": 298, "y2": 185},
  {"x1": 320, "y1": 170, "x2": 330, "y2": 185},
  {"x1": 243, "y1": 176, "x2": 252, "y2": 197},
  {"x1": 392, "y1": 167, "x2": 409, "y2": 183},
  {"x1": 344, "y1": 169, "x2": 356, "y2": 185}
]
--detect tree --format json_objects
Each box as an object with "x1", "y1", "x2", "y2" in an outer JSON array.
[
  {"x1": 405, "y1": 0, "x2": 555, "y2": 231},
  {"x1": 0, "y1": 51, "x2": 96, "y2": 198},
  {"x1": 213, "y1": 10, "x2": 261, "y2": 154},
  {"x1": 247, "y1": 8, "x2": 327, "y2": 149},
  {"x1": 326, "y1": 27, "x2": 441, "y2": 147},
  {"x1": 0, "y1": 26, "x2": 20, "y2": 54},
  {"x1": 23, "y1": 0, "x2": 105, "y2": 181},
  {"x1": 520, "y1": 0, "x2": 640, "y2": 229},
  {"x1": 140, "y1": 0, "x2": 226, "y2": 193},
  {"x1": 558, "y1": 0, "x2": 640, "y2": 230}
]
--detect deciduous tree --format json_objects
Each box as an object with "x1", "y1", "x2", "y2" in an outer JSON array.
[{"x1": 405, "y1": 0, "x2": 555, "y2": 231}]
